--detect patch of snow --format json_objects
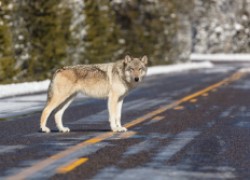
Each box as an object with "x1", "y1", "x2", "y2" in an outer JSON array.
[
  {"x1": 242, "y1": 15, "x2": 248, "y2": 21},
  {"x1": 7, "y1": 3, "x2": 13, "y2": 10},
  {"x1": 111, "y1": 0, "x2": 123, "y2": 4},
  {"x1": 215, "y1": 26, "x2": 223, "y2": 33},
  {"x1": 147, "y1": 62, "x2": 213, "y2": 76},
  {"x1": 239, "y1": 67, "x2": 250, "y2": 73},
  {"x1": 234, "y1": 23, "x2": 243, "y2": 31},
  {"x1": 0, "y1": 80, "x2": 50, "y2": 98},
  {"x1": 190, "y1": 54, "x2": 250, "y2": 62}
]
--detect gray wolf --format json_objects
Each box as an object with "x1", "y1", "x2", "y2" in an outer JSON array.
[{"x1": 40, "y1": 55, "x2": 148, "y2": 133}]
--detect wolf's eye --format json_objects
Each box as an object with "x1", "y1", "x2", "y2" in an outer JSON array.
[{"x1": 129, "y1": 68, "x2": 134, "y2": 71}]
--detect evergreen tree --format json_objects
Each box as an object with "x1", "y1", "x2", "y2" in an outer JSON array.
[
  {"x1": 83, "y1": 0, "x2": 122, "y2": 63},
  {"x1": 111, "y1": 0, "x2": 180, "y2": 65},
  {"x1": 21, "y1": 0, "x2": 71, "y2": 80},
  {"x1": 0, "y1": 0, "x2": 16, "y2": 83}
]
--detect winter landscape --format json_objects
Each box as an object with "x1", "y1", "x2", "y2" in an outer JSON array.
[{"x1": 0, "y1": 0, "x2": 250, "y2": 180}]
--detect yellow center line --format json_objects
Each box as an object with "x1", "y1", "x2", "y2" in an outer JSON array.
[
  {"x1": 57, "y1": 158, "x2": 88, "y2": 174},
  {"x1": 174, "y1": 106, "x2": 184, "y2": 110},
  {"x1": 6, "y1": 71, "x2": 246, "y2": 179},
  {"x1": 202, "y1": 93, "x2": 209, "y2": 97},
  {"x1": 85, "y1": 138, "x2": 102, "y2": 144},
  {"x1": 152, "y1": 116, "x2": 165, "y2": 121},
  {"x1": 190, "y1": 98, "x2": 197, "y2": 103}
]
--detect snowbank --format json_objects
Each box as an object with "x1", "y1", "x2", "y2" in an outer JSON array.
[
  {"x1": 147, "y1": 62, "x2": 213, "y2": 76},
  {"x1": 191, "y1": 54, "x2": 250, "y2": 62},
  {"x1": 0, "y1": 62, "x2": 213, "y2": 98},
  {"x1": 0, "y1": 80, "x2": 50, "y2": 98}
]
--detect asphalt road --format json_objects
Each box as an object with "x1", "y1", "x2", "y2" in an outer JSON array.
[{"x1": 0, "y1": 64, "x2": 250, "y2": 179}]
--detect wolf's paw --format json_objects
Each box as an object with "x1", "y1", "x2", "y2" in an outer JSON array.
[
  {"x1": 41, "y1": 126, "x2": 51, "y2": 133},
  {"x1": 59, "y1": 127, "x2": 70, "y2": 133},
  {"x1": 112, "y1": 126, "x2": 127, "y2": 132}
]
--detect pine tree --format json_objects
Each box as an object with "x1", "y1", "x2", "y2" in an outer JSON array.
[
  {"x1": 111, "y1": 0, "x2": 180, "y2": 65},
  {"x1": 83, "y1": 0, "x2": 122, "y2": 64},
  {"x1": 21, "y1": 0, "x2": 71, "y2": 80},
  {"x1": 0, "y1": 0, "x2": 17, "y2": 83}
]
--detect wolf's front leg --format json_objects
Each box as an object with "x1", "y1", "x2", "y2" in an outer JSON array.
[
  {"x1": 116, "y1": 99, "x2": 127, "y2": 132},
  {"x1": 108, "y1": 94, "x2": 127, "y2": 132}
]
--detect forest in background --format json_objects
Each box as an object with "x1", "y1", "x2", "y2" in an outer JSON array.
[{"x1": 0, "y1": 0, "x2": 249, "y2": 84}]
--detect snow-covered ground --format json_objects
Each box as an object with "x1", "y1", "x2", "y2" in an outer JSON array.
[
  {"x1": 0, "y1": 62, "x2": 213, "y2": 99},
  {"x1": 147, "y1": 61, "x2": 213, "y2": 76},
  {"x1": 191, "y1": 54, "x2": 250, "y2": 62},
  {"x1": 0, "y1": 80, "x2": 50, "y2": 99}
]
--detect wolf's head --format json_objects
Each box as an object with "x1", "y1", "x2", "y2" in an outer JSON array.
[{"x1": 123, "y1": 55, "x2": 148, "y2": 83}]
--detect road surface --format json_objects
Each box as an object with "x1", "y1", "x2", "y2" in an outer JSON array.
[{"x1": 0, "y1": 63, "x2": 250, "y2": 179}]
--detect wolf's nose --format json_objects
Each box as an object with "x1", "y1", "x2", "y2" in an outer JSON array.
[{"x1": 134, "y1": 77, "x2": 139, "y2": 82}]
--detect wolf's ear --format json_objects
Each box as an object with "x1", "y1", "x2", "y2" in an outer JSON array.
[
  {"x1": 124, "y1": 55, "x2": 132, "y2": 64},
  {"x1": 141, "y1": 55, "x2": 148, "y2": 65}
]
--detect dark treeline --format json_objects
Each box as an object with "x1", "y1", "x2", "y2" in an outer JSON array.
[
  {"x1": 1, "y1": 0, "x2": 249, "y2": 84},
  {"x1": 0, "y1": 0, "x2": 193, "y2": 83}
]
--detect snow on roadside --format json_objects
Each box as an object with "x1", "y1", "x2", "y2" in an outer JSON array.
[
  {"x1": 147, "y1": 61, "x2": 213, "y2": 76},
  {"x1": 191, "y1": 54, "x2": 250, "y2": 62},
  {"x1": 0, "y1": 80, "x2": 50, "y2": 98},
  {"x1": 0, "y1": 62, "x2": 213, "y2": 98}
]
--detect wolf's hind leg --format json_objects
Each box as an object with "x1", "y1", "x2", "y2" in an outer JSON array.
[
  {"x1": 54, "y1": 97, "x2": 74, "y2": 133},
  {"x1": 40, "y1": 98, "x2": 62, "y2": 133},
  {"x1": 40, "y1": 69, "x2": 78, "y2": 133},
  {"x1": 40, "y1": 92, "x2": 73, "y2": 133},
  {"x1": 40, "y1": 104, "x2": 53, "y2": 133}
]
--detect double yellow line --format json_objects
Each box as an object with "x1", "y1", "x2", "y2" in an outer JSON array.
[{"x1": 6, "y1": 70, "x2": 246, "y2": 179}]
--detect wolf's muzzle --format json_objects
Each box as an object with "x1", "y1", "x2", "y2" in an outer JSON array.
[{"x1": 134, "y1": 77, "x2": 139, "y2": 82}]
